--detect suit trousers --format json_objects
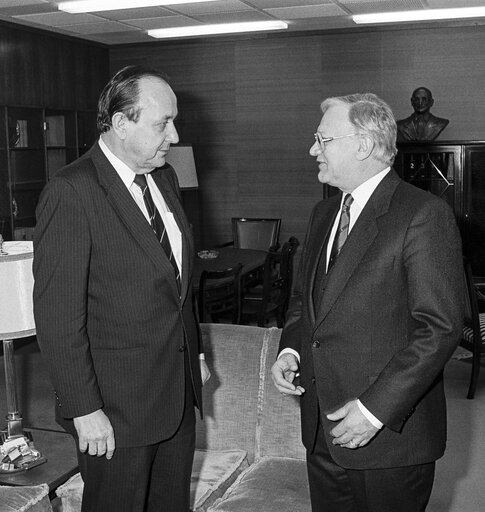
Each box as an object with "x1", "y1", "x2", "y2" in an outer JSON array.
[
  {"x1": 76, "y1": 356, "x2": 196, "y2": 512},
  {"x1": 306, "y1": 419, "x2": 435, "y2": 512}
]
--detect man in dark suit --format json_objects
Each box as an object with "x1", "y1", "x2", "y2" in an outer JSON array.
[
  {"x1": 33, "y1": 65, "x2": 210, "y2": 512},
  {"x1": 271, "y1": 93, "x2": 463, "y2": 512},
  {"x1": 397, "y1": 87, "x2": 449, "y2": 141}
]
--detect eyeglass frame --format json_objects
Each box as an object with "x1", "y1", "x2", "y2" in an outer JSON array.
[{"x1": 313, "y1": 132, "x2": 358, "y2": 150}]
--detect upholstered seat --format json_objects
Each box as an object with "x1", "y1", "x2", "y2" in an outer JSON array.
[{"x1": 0, "y1": 484, "x2": 53, "y2": 512}]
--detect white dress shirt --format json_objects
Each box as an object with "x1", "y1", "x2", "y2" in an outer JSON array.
[
  {"x1": 281, "y1": 167, "x2": 391, "y2": 429},
  {"x1": 98, "y1": 137, "x2": 182, "y2": 277}
]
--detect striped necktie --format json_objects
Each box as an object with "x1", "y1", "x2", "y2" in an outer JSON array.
[
  {"x1": 133, "y1": 173, "x2": 181, "y2": 293},
  {"x1": 327, "y1": 193, "x2": 354, "y2": 272}
]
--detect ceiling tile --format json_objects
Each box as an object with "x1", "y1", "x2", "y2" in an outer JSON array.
[
  {"x1": 94, "y1": 6, "x2": 172, "y2": 21},
  {"x1": 247, "y1": 1, "x2": 333, "y2": 7},
  {"x1": 124, "y1": 15, "x2": 200, "y2": 30},
  {"x1": 13, "y1": 11, "x2": 103, "y2": 26},
  {"x1": 339, "y1": 0, "x2": 425, "y2": 14},
  {"x1": 170, "y1": 0, "x2": 251, "y2": 15},
  {"x1": 428, "y1": 0, "x2": 485, "y2": 7},
  {"x1": 0, "y1": 0, "x2": 46, "y2": 7},
  {"x1": 89, "y1": 31, "x2": 155, "y2": 44},
  {"x1": 62, "y1": 21, "x2": 138, "y2": 34},
  {"x1": 265, "y1": 4, "x2": 347, "y2": 20},
  {"x1": 0, "y1": 3, "x2": 57, "y2": 16},
  {"x1": 195, "y1": 10, "x2": 273, "y2": 24}
]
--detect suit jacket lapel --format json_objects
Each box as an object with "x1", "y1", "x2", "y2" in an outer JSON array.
[
  {"x1": 305, "y1": 194, "x2": 341, "y2": 326},
  {"x1": 151, "y1": 166, "x2": 193, "y2": 302},
  {"x1": 314, "y1": 171, "x2": 401, "y2": 331},
  {"x1": 91, "y1": 143, "x2": 181, "y2": 299}
]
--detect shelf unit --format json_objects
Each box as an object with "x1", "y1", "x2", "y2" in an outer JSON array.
[
  {"x1": 395, "y1": 141, "x2": 485, "y2": 276},
  {"x1": 0, "y1": 106, "x2": 97, "y2": 241}
]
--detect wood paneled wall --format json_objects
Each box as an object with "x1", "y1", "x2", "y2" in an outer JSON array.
[
  {"x1": 0, "y1": 22, "x2": 108, "y2": 110},
  {"x1": 110, "y1": 25, "x2": 485, "y2": 249}
]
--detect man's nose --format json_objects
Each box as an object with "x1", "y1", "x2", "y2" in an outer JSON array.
[
  {"x1": 167, "y1": 124, "x2": 179, "y2": 144},
  {"x1": 310, "y1": 141, "x2": 322, "y2": 157}
]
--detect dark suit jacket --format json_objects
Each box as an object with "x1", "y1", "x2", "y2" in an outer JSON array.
[
  {"x1": 33, "y1": 142, "x2": 202, "y2": 448},
  {"x1": 279, "y1": 170, "x2": 463, "y2": 470}
]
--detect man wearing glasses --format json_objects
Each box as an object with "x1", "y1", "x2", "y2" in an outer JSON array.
[{"x1": 272, "y1": 93, "x2": 463, "y2": 512}]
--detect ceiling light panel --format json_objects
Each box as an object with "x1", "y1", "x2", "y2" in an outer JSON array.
[
  {"x1": 353, "y1": 6, "x2": 485, "y2": 23},
  {"x1": 148, "y1": 20, "x2": 288, "y2": 39},
  {"x1": 58, "y1": 0, "x2": 222, "y2": 14}
]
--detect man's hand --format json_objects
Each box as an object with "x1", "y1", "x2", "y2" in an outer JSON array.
[
  {"x1": 200, "y1": 359, "x2": 211, "y2": 385},
  {"x1": 73, "y1": 409, "x2": 115, "y2": 459},
  {"x1": 271, "y1": 353, "x2": 305, "y2": 396},
  {"x1": 327, "y1": 399, "x2": 379, "y2": 449}
]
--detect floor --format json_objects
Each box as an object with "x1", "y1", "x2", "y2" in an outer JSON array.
[{"x1": 0, "y1": 337, "x2": 483, "y2": 511}]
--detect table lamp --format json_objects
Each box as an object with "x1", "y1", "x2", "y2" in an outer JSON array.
[
  {"x1": 0, "y1": 236, "x2": 46, "y2": 472},
  {"x1": 165, "y1": 145, "x2": 199, "y2": 190}
]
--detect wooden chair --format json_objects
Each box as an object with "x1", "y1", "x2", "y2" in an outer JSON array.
[
  {"x1": 461, "y1": 257, "x2": 485, "y2": 399},
  {"x1": 231, "y1": 218, "x2": 281, "y2": 251},
  {"x1": 198, "y1": 264, "x2": 243, "y2": 324},
  {"x1": 242, "y1": 237, "x2": 299, "y2": 327}
]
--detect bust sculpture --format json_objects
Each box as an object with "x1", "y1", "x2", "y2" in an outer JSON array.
[{"x1": 397, "y1": 87, "x2": 449, "y2": 142}]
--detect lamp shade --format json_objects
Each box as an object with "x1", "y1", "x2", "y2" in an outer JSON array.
[
  {"x1": 165, "y1": 145, "x2": 198, "y2": 190},
  {"x1": 0, "y1": 242, "x2": 35, "y2": 340}
]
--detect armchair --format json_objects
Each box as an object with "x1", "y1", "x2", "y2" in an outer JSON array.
[{"x1": 461, "y1": 257, "x2": 485, "y2": 399}]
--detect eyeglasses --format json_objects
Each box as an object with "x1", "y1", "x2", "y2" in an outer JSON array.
[{"x1": 313, "y1": 132, "x2": 358, "y2": 150}]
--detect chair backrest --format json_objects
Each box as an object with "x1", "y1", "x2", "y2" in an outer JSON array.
[
  {"x1": 198, "y1": 263, "x2": 243, "y2": 324},
  {"x1": 232, "y1": 218, "x2": 281, "y2": 251},
  {"x1": 254, "y1": 237, "x2": 299, "y2": 326},
  {"x1": 279, "y1": 236, "x2": 299, "y2": 313},
  {"x1": 463, "y1": 257, "x2": 481, "y2": 343}
]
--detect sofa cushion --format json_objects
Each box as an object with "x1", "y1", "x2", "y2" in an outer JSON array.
[
  {"x1": 0, "y1": 483, "x2": 53, "y2": 512},
  {"x1": 54, "y1": 449, "x2": 248, "y2": 512},
  {"x1": 192, "y1": 449, "x2": 249, "y2": 511},
  {"x1": 197, "y1": 324, "x2": 270, "y2": 462},
  {"x1": 208, "y1": 456, "x2": 310, "y2": 512},
  {"x1": 55, "y1": 472, "x2": 83, "y2": 512},
  {"x1": 256, "y1": 327, "x2": 305, "y2": 461}
]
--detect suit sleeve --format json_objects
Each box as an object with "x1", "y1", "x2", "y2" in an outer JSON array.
[
  {"x1": 359, "y1": 199, "x2": 464, "y2": 432},
  {"x1": 33, "y1": 177, "x2": 103, "y2": 419}
]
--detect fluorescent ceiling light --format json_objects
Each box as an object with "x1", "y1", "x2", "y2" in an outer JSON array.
[
  {"x1": 58, "y1": 0, "x2": 220, "y2": 14},
  {"x1": 353, "y1": 7, "x2": 485, "y2": 24},
  {"x1": 148, "y1": 20, "x2": 288, "y2": 39}
]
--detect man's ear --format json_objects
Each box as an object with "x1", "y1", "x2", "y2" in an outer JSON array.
[
  {"x1": 356, "y1": 133, "x2": 374, "y2": 161},
  {"x1": 429, "y1": 98, "x2": 434, "y2": 109},
  {"x1": 111, "y1": 112, "x2": 127, "y2": 140}
]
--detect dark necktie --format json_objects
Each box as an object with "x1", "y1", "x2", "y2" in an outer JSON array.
[
  {"x1": 327, "y1": 193, "x2": 354, "y2": 272},
  {"x1": 133, "y1": 173, "x2": 181, "y2": 293}
]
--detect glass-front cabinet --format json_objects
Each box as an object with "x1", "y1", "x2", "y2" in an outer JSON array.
[
  {"x1": 395, "y1": 141, "x2": 485, "y2": 277},
  {"x1": 0, "y1": 106, "x2": 97, "y2": 241}
]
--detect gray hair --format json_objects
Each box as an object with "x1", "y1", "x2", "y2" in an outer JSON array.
[{"x1": 320, "y1": 93, "x2": 397, "y2": 165}]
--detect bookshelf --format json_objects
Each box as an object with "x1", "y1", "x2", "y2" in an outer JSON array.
[{"x1": 0, "y1": 107, "x2": 97, "y2": 241}]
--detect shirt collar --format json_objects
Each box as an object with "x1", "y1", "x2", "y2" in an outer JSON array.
[
  {"x1": 98, "y1": 136, "x2": 138, "y2": 189},
  {"x1": 348, "y1": 166, "x2": 391, "y2": 210}
]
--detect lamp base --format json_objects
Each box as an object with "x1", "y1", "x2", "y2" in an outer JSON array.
[{"x1": 0, "y1": 431, "x2": 47, "y2": 473}]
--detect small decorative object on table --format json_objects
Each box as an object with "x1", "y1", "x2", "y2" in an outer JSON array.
[{"x1": 197, "y1": 250, "x2": 219, "y2": 259}]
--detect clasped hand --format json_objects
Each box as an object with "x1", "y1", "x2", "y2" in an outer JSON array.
[{"x1": 327, "y1": 399, "x2": 379, "y2": 449}]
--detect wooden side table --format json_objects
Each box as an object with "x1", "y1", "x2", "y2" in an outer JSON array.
[{"x1": 0, "y1": 428, "x2": 78, "y2": 494}]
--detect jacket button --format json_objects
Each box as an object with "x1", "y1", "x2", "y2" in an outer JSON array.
[
  {"x1": 311, "y1": 377, "x2": 316, "y2": 384},
  {"x1": 179, "y1": 345, "x2": 186, "y2": 352},
  {"x1": 312, "y1": 340, "x2": 320, "y2": 348}
]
